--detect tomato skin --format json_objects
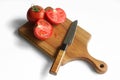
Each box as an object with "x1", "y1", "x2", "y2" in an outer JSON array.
[
  {"x1": 27, "y1": 5, "x2": 45, "y2": 23},
  {"x1": 34, "y1": 19, "x2": 53, "y2": 40},
  {"x1": 45, "y1": 8, "x2": 66, "y2": 24}
]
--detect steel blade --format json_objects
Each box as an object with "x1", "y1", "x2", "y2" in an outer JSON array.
[{"x1": 63, "y1": 20, "x2": 78, "y2": 45}]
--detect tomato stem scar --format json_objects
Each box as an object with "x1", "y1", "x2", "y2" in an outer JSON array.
[{"x1": 32, "y1": 6, "x2": 39, "y2": 12}]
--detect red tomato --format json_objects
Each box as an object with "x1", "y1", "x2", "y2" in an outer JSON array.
[
  {"x1": 27, "y1": 5, "x2": 45, "y2": 23},
  {"x1": 45, "y1": 8, "x2": 66, "y2": 24},
  {"x1": 34, "y1": 19, "x2": 53, "y2": 40}
]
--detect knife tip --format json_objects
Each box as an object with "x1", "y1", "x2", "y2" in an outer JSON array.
[{"x1": 74, "y1": 20, "x2": 78, "y2": 24}]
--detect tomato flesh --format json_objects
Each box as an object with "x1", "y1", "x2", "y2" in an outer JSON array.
[
  {"x1": 27, "y1": 5, "x2": 45, "y2": 23},
  {"x1": 45, "y1": 8, "x2": 66, "y2": 24},
  {"x1": 34, "y1": 19, "x2": 53, "y2": 40}
]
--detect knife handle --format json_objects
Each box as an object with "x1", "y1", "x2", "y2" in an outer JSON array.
[{"x1": 50, "y1": 50, "x2": 66, "y2": 75}]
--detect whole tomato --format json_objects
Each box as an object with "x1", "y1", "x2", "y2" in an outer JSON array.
[
  {"x1": 27, "y1": 5, "x2": 45, "y2": 23},
  {"x1": 34, "y1": 19, "x2": 53, "y2": 40}
]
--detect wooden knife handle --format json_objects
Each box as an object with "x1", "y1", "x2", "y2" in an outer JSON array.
[{"x1": 50, "y1": 50, "x2": 66, "y2": 75}]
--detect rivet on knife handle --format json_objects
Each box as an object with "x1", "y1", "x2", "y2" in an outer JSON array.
[{"x1": 49, "y1": 20, "x2": 78, "y2": 75}]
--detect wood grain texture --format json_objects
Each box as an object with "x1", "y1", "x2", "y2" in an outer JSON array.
[{"x1": 18, "y1": 19, "x2": 107, "y2": 74}]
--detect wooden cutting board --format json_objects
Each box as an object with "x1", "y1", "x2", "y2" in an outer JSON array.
[{"x1": 18, "y1": 18, "x2": 107, "y2": 74}]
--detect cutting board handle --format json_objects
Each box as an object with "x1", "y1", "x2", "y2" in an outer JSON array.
[{"x1": 84, "y1": 53, "x2": 107, "y2": 74}]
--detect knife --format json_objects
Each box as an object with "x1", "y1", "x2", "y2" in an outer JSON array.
[{"x1": 50, "y1": 20, "x2": 78, "y2": 75}]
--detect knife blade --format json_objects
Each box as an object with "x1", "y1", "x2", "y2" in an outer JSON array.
[{"x1": 50, "y1": 20, "x2": 78, "y2": 75}]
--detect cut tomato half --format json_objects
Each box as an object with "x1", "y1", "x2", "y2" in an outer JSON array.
[
  {"x1": 45, "y1": 8, "x2": 66, "y2": 24},
  {"x1": 34, "y1": 19, "x2": 53, "y2": 40}
]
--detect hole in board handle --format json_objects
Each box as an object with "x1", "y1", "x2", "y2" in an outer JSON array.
[{"x1": 100, "y1": 64, "x2": 104, "y2": 68}]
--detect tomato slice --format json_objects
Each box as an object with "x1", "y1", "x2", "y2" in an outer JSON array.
[
  {"x1": 34, "y1": 19, "x2": 53, "y2": 40},
  {"x1": 45, "y1": 8, "x2": 66, "y2": 24}
]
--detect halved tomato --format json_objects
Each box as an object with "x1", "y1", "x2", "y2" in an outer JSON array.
[
  {"x1": 34, "y1": 19, "x2": 53, "y2": 40},
  {"x1": 45, "y1": 8, "x2": 66, "y2": 24},
  {"x1": 27, "y1": 5, "x2": 45, "y2": 23}
]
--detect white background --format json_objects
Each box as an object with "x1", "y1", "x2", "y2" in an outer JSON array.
[{"x1": 0, "y1": 0, "x2": 120, "y2": 80}]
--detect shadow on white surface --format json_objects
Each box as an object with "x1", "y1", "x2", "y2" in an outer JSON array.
[
  {"x1": 10, "y1": 18, "x2": 53, "y2": 76},
  {"x1": 10, "y1": 18, "x2": 29, "y2": 48}
]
